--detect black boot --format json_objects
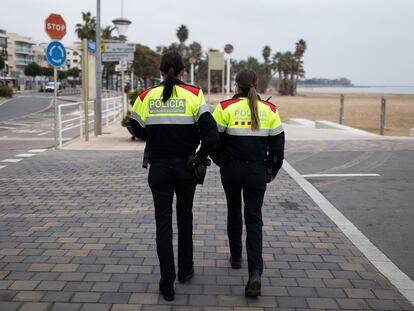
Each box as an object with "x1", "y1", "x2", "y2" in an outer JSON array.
[
  {"x1": 159, "y1": 278, "x2": 174, "y2": 301},
  {"x1": 245, "y1": 271, "x2": 261, "y2": 297},
  {"x1": 230, "y1": 256, "x2": 241, "y2": 269},
  {"x1": 178, "y1": 267, "x2": 194, "y2": 283}
]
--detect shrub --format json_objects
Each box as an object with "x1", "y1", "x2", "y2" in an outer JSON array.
[
  {"x1": 0, "y1": 86, "x2": 13, "y2": 98},
  {"x1": 121, "y1": 111, "x2": 131, "y2": 127},
  {"x1": 128, "y1": 88, "x2": 144, "y2": 106}
]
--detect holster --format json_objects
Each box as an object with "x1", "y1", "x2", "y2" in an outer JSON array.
[
  {"x1": 186, "y1": 154, "x2": 211, "y2": 185},
  {"x1": 142, "y1": 145, "x2": 149, "y2": 169},
  {"x1": 265, "y1": 155, "x2": 277, "y2": 183}
]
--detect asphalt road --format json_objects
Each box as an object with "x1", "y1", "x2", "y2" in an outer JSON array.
[
  {"x1": 0, "y1": 93, "x2": 53, "y2": 122},
  {"x1": 287, "y1": 142, "x2": 414, "y2": 280},
  {"x1": 0, "y1": 92, "x2": 81, "y2": 150}
]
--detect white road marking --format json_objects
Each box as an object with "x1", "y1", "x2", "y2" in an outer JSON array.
[
  {"x1": 12, "y1": 129, "x2": 43, "y2": 134},
  {"x1": 4, "y1": 122, "x2": 26, "y2": 126},
  {"x1": 303, "y1": 173, "x2": 380, "y2": 178},
  {"x1": 0, "y1": 165, "x2": 7, "y2": 169},
  {"x1": 0, "y1": 137, "x2": 54, "y2": 141},
  {"x1": 2, "y1": 158, "x2": 22, "y2": 163},
  {"x1": 0, "y1": 126, "x2": 16, "y2": 130},
  {"x1": 28, "y1": 149, "x2": 47, "y2": 153},
  {"x1": 37, "y1": 131, "x2": 51, "y2": 136},
  {"x1": 16, "y1": 153, "x2": 35, "y2": 157},
  {"x1": 0, "y1": 98, "x2": 13, "y2": 107},
  {"x1": 283, "y1": 161, "x2": 414, "y2": 305}
]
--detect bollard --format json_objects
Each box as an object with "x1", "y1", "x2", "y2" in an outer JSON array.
[
  {"x1": 379, "y1": 97, "x2": 386, "y2": 136},
  {"x1": 339, "y1": 94, "x2": 344, "y2": 124}
]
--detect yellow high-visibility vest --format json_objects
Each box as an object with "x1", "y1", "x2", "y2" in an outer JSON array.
[
  {"x1": 131, "y1": 84, "x2": 210, "y2": 127},
  {"x1": 212, "y1": 97, "x2": 283, "y2": 136}
]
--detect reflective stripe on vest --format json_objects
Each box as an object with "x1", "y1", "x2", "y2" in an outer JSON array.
[
  {"x1": 195, "y1": 104, "x2": 210, "y2": 121},
  {"x1": 226, "y1": 127, "x2": 270, "y2": 136},
  {"x1": 269, "y1": 124, "x2": 284, "y2": 136},
  {"x1": 131, "y1": 111, "x2": 145, "y2": 128},
  {"x1": 145, "y1": 115, "x2": 196, "y2": 125}
]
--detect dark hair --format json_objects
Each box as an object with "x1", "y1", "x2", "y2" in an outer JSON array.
[
  {"x1": 160, "y1": 52, "x2": 185, "y2": 102},
  {"x1": 235, "y1": 69, "x2": 259, "y2": 130}
]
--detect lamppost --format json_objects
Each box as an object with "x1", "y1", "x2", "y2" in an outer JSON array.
[
  {"x1": 112, "y1": 3, "x2": 131, "y2": 118},
  {"x1": 95, "y1": 0, "x2": 102, "y2": 135},
  {"x1": 189, "y1": 57, "x2": 196, "y2": 85},
  {"x1": 224, "y1": 43, "x2": 234, "y2": 95}
]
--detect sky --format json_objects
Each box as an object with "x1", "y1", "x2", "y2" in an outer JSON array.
[{"x1": 2, "y1": 0, "x2": 414, "y2": 85}]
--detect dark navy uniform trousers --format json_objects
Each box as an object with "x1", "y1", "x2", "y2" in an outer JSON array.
[
  {"x1": 220, "y1": 160, "x2": 267, "y2": 275},
  {"x1": 148, "y1": 158, "x2": 196, "y2": 283}
]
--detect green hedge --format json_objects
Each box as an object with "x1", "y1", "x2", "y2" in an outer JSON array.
[{"x1": 0, "y1": 86, "x2": 13, "y2": 98}]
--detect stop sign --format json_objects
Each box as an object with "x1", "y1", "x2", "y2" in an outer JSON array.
[{"x1": 45, "y1": 13, "x2": 66, "y2": 40}]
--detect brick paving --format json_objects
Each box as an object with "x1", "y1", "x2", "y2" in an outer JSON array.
[{"x1": 0, "y1": 150, "x2": 413, "y2": 310}]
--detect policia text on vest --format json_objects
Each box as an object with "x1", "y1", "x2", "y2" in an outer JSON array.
[{"x1": 148, "y1": 98, "x2": 186, "y2": 114}]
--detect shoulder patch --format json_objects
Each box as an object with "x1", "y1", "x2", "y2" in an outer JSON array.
[
  {"x1": 259, "y1": 100, "x2": 277, "y2": 113},
  {"x1": 138, "y1": 87, "x2": 156, "y2": 101},
  {"x1": 177, "y1": 84, "x2": 201, "y2": 96},
  {"x1": 220, "y1": 98, "x2": 241, "y2": 110}
]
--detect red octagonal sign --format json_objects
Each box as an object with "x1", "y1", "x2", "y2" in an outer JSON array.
[{"x1": 45, "y1": 13, "x2": 66, "y2": 41}]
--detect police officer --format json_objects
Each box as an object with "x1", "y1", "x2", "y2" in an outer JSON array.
[
  {"x1": 130, "y1": 52, "x2": 218, "y2": 301},
  {"x1": 212, "y1": 69, "x2": 285, "y2": 297}
]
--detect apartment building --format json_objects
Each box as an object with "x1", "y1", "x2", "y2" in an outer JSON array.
[
  {"x1": 6, "y1": 32, "x2": 37, "y2": 77},
  {"x1": 0, "y1": 29, "x2": 8, "y2": 74},
  {"x1": 65, "y1": 42, "x2": 82, "y2": 71}
]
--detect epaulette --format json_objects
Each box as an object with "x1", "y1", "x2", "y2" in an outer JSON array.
[
  {"x1": 138, "y1": 86, "x2": 156, "y2": 101},
  {"x1": 220, "y1": 98, "x2": 241, "y2": 109},
  {"x1": 259, "y1": 99, "x2": 277, "y2": 112},
  {"x1": 176, "y1": 83, "x2": 201, "y2": 96}
]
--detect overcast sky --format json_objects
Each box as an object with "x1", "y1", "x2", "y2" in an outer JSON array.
[{"x1": 3, "y1": 0, "x2": 414, "y2": 85}]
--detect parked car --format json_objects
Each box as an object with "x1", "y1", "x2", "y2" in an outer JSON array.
[{"x1": 45, "y1": 82, "x2": 62, "y2": 93}]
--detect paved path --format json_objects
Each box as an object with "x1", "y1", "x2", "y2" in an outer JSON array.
[{"x1": 0, "y1": 150, "x2": 413, "y2": 310}]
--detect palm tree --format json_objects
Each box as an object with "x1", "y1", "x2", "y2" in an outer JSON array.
[
  {"x1": 279, "y1": 52, "x2": 295, "y2": 95},
  {"x1": 176, "y1": 25, "x2": 189, "y2": 44},
  {"x1": 102, "y1": 25, "x2": 115, "y2": 40},
  {"x1": 292, "y1": 39, "x2": 307, "y2": 94},
  {"x1": 262, "y1": 46, "x2": 272, "y2": 92},
  {"x1": 75, "y1": 12, "x2": 96, "y2": 40},
  {"x1": 294, "y1": 39, "x2": 307, "y2": 59},
  {"x1": 176, "y1": 25, "x2": 189, "y2": 57},
  {"x1": 272, "y1": 52, "x2": 283, "y2": 80},
  {"x1": 262, "y1": 46, "x2": 271, "y2": 64}
]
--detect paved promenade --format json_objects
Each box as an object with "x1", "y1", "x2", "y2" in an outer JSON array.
[{"x1": 1, "y1": 146, "x2": 413, "y2": 311}]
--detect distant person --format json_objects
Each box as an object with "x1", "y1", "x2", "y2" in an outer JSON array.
[
  {"x1": 129, "y1": 52, "x2": 218, "y2": 301},
  {"x1": 212, "y1": 69, "x2": 285, "y2": 297}
]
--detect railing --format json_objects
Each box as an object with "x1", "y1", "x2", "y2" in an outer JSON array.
[
  {"x1": 15, "y1": 47, "x2": 37, "y2": 55},
  {"x1": 59, "y1": 88, "x2": 81, "y2": 97},
  {"x1": 57, "y1": 96, "x2": 123, "y2": 148}
]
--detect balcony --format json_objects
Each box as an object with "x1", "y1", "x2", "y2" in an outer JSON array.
[
  {"x1": 15, "y1": 47, "x2": 37, "y2": 55},
  {"x1": 15, "y1": 58, "x2": 33, "y2": 66}
]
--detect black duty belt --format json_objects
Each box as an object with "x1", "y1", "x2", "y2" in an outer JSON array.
[{"x1": 228, "y1": 156, "x2": 265, "y2": 164}]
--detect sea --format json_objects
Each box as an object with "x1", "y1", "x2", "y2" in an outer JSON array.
[{"x1": 298, "y1": 86, "x2": 414, "y2": 95}]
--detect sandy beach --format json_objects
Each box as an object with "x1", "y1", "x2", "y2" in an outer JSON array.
[
  {"x1": 273, "y1": 92, "x2": 414, "y2": 136},
  {"x1": 209, "y1": 92, "x2": 414, "y2": 137}
]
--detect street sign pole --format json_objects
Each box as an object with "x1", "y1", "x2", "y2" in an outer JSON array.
[
  {"x1": 120, "y1": 59, "x2": 125, "y2": 117},
  {"x1": 226, "y1": 58, "x2": 231, "y2": 95},
  {"x1": 45, "y1": 13, "x2": 67, "y2": 149},
  {"x1": 190, "y1": 63, "x2": 194, "y2": 85},
  {"x1": 53, "y1": 67, "x2": 58, "y2": 149},
  {"x1": 82, "y1": 39, "x2": 89, "y2": 142},
  {"x1": 95, "y1": 0, "x2": 102, "y2": 135}
]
